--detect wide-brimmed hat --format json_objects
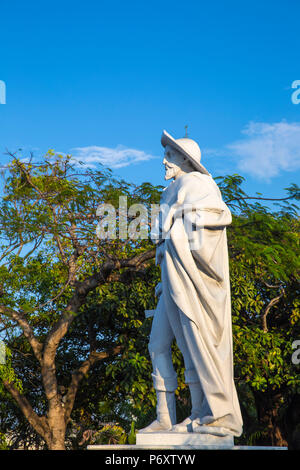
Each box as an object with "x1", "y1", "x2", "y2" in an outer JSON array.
[{"x1": 161, "y1": 130, "x2": 210, "y2": 176}]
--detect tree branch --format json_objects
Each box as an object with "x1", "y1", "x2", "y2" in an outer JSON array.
[
  {"x1": 44, "y1": 247, "x2": 155, "y2": 359},
  {"x1": 120, "y1": 248, "x2": 156, "y2": 268},
  {"x1": 3, "y1": 380, "x2": 50, "y2": 442},
  {"x1": 64, "y1": 345, "x2": 123, "y2": 422},
  {"x1": 262, "y1": 286, "x2": 285, "y2": 332},
  {"x1": 40, "y1": 248, "x2": 155, "y2": 407},
  {"x1": 225, "y1": 195, "x2": 295, "y2": 204},
  {"x1": 0, "y1": 305, "x2": 43, "y2": 363}
]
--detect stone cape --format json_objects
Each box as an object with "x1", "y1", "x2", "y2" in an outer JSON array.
[
  {"x1": 150, "y1": 171, "x2": 243, "y2": 436},
  {"x1": 156, "y1": 171, "x2": 233, "y2": 336}
]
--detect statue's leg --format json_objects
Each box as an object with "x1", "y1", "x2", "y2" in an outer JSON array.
[
  {"x1": 139, "y1": 296, "x2": 177, "y2": 433},
  {"x1": 162, "y1": 285, "x2": 213, "y2": 432},
  {"x1": 184, "y1": 369, "x2": 205, "y2": 420},
  {"x1": 169, "y1": 329, "x2": 210, "y2": 431},
  {"x1": 138, "y1": 389, "x2": 176, "y2": 432}
]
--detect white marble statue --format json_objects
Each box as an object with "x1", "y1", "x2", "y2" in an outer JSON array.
[{"x1": 139, "y1": 130, "x2": 243, "y2": 438}]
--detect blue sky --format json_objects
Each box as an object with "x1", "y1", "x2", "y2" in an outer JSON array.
[{"x1": 0, "y1": 0, "x2": 300, "y2": 203}]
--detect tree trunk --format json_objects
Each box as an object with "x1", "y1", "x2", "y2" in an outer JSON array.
[
  {"x1": 253, "y1": 390, "x2": 288, "y2": 447},
  {"x1": 47, "y1": 432, "x2": 66, "y2": 450},
  {"x1": 284, "y1": 394, "x2": 300, "y2": 450},
  {"x1": 46, "y1": 402, "x2": 67, "y2": 450}
]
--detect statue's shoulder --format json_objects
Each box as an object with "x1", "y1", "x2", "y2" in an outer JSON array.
[
  {"x1": 179, "y1": 172, "x2": 213, "y2": 189},
  {"x1": 190, "y1": 172, "x2": 221, "y2": 191},
  {"x1": 189, "y1": 171, "x2": 213, "y2": 181},
  {"x1": 177, "y1": 172, "x2": 225, "y2": 205}
]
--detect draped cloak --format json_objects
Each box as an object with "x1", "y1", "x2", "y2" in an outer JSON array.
[{"x1": 151, "y1": 171, "x2": 243, "y2": 436}]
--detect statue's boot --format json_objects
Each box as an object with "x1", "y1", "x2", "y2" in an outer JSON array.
[
  {"x1": 172, "y1": 370, "x2": 204, "y2": 432},
  {"x1": 138, "y1": 390, "x2": 176, "y2": 433},
  {"x1": 172, "y1": 415, "x2": 194, "y2": 432},
  {"x1": 196, "y1": 416, "x2": 237, "y2": 436}
]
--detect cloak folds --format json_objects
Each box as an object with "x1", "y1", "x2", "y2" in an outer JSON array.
[{"x1": 152, "y1": 171, "x2": 243, "y2": 435}]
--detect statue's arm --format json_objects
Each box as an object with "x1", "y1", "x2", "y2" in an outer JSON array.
[{"x1": 180, "y1": 204, "x2": 232, "y2": 228}]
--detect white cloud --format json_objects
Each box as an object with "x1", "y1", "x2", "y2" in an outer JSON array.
[
  {"x1": 227, "y1": 121, "x2": 300, "y2": 179},
  {"x1": 70, "y1": 145, "x2": 158, "y2": 169}
]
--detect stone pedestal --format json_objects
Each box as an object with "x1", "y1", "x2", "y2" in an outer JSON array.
[
  {"x1": 136, "y1": 431, "x2": 234, "y2": 448},
  {"x1": 88, "y1": 429, "x2": 287, "y2": 450},
  {"x1": 88, "y1": 442, "x2": 288, "y2": 450}
]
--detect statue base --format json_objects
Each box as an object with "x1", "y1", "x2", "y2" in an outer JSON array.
[
  {"x1": 88, "y1": 444, "x2": 287, "y2": 450},
  {"x1": 136, "y1": 430, "x2": 234, "y2": 448},
  {"x1": 88, "y1": 430, "x2": 287, "y2": 450}
]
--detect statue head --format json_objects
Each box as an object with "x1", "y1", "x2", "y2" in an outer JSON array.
[
  {"x1": 163, "y1": 145, "x2": 195, "y2": 181},
  {"x1": 161, "y1": 130, "x2": 210, "y2": 178}
]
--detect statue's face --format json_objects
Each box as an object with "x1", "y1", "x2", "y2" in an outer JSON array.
[{"x1": 163, "y1": 145, "x2": 186, "y2": 180}]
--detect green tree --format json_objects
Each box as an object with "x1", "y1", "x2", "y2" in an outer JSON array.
[{"x1": 0, "y1": 152, "x2": 161, "y2": 449}]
